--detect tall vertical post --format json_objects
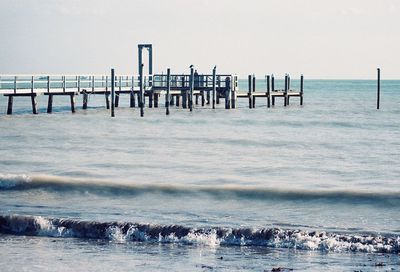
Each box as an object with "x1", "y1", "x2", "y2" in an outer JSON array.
[
  {"x1": 266, "y1": 75, "x2": 271, "y2": 108},
  {"x1": 111, "y1": 69, "x2": 115, "y2": 117},
  {"x1": 130, "y1": 76, "x2": 135, "y2": 107},
  {"x1": 166, "y1": 68, "x2": 171, "y2": 115},
  {"x1": 189, "y1": 67, "x2": 194, "y2": 111},
  {"x1": 300, "y1": 74, "x2": 304, "y2": 106},
  {"x1": 140, "y1": 64, "x2": 144, "y2": 117},
  {"x1": 212, "y1": 66, "x2": 216, "y2": 109},
  {"x1": 271, "y1": 74, "x2": 275, "y2": 106},
  {"x1": 377, "y1": 68, "x2": 380, "y2": 110},
  {"x1": 105, "y1": 76, "x2": 110, "y2": 109},
  {"x1": 284, "y1": 74, "x2": 288, "y2": 106},
  {"x1": 31, "y1": 76, "x2": 34, "y2": 93},
  {"x1": 252, "y1": 75, "x2": 256, "y2": 108},
  {"x1": 248, "y1": 75, "x2": 252, "y2": 109},
  {"x1": 224, "y1": 77, "x2": 231, "y2": 109},
  {"x1": 231, "y1": 76, "x2": 237, "y2": 109}
]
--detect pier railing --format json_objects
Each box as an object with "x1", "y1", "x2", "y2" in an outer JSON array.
[
  {"x1": 152, "y1": 74, "x2": 237, "y2": 89},
  {"x1": 0, "y1": 75, "x2": 154, "y2": 94}
]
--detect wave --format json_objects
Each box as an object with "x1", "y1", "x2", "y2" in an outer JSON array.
[
  {"x1": 0, "y1": 214, "x2": 399, "y2": 254},
  {"x1": 1, "y1": 173, "x2": 400, "y2": 206}
]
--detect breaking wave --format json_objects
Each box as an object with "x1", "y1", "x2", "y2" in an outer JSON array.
[{"x1": 0, "y1": 214, "x2": 399, "y2": 254}]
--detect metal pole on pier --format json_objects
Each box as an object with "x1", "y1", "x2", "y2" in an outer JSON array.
[
  {"x1": 377, "y1": 68, "x2": 380, "y2": 110},
  {"x1": 166, "y1": 68, "x2": 171, "y2": 115},
  {"x1": 111, "y1": 69, "x2": 115, "y2": 117},
  {"x1": 140, "y1": 64, "x2": 144, "y2": 117},
  {"x1": 189, "y1": 66, "x2": 194, "y2": 112},
  {"x1": 212, "y1": 66, "x2": 216, "y2": 109}
]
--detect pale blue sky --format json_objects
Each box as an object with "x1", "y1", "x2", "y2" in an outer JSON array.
[{"x1": 0, "y1": 0, "x2": 399, "y2": 78}]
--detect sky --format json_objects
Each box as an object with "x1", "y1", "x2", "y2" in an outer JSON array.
[{"x1": 0, "y1": 0, "x2": 399, "y2": 79}]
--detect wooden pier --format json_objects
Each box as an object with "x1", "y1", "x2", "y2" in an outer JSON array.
[
  {"x1": 0, "y1": 72, "x2": 304, "y2": 116},
  {"x1": 0, "y1": 44, "x2": 304, "y2": 116}
]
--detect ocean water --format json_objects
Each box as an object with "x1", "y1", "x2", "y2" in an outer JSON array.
[{"x1": 0, "y1": 79, "x2": 400, "y2": 271}]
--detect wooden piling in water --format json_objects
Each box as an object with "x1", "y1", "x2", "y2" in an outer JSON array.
[
  {"x1": 6, "y1": 96, "x2": 13, "y2": 115},
  {"x1": 82, "y1": 92, "x2": 88, "y2": 109},
  {"x1": 70, "y1": 94, "x2": 76, "y2": 113},
  {"x1": 139, "y1": 64, "x2": 144, "y2": 117},
  {"x1": 252, "y1": 75, "x2": 256, "y2": 108},
  {"x1": 31, "y1": 94, "x2": 38, "y2": 114},
  {"x1": 377, "y1": 68, "x2": 380, "y2": 110},
  {"x1": 212, "y1": 66, "x2": 216, "y2": 109},
  {"x1": 284, "y1": 74, "x2": 288, "y2": 106},
  {"x1": 225, "y1": 77, "x2": 231, "y2": 109},
  {"x1": 248, "y1": 75, "x2": 252, "y2": 109},
  {"x1": 271, "y1": 75, "x2": 275, "y2": 106},
  {"x1": 189, "y1": 67, "x2": 194, "y2": 112},
  {"x1": 300, "y1": 75, "x2": 304, "y2": 106},
  {"x1": 111, "y1": 69, "x2": 115, "y2": 117},
  {"x1": 266, "y1": 75, "x2": 271, "y2": 108},
  {"x1": 47, "y1": 94, "x2": 53, "y2": 113},
  {"x1": 166, "y1": 68, "x2": 171, "y2": 115}
]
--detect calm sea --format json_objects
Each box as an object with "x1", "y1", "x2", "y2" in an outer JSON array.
[{"x1": 1, "y1": 79, "x2": 399, "y2": 271}]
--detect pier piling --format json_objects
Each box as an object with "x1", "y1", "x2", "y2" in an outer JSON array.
[
  {"x1": 212, "y1": 66, "x2": 216, "y2": 109},
  {"x1": 248, "y1": 75, "x2": 252, "y2": 109},
  {"x1": 111, "y1": 69, "x2": 115, "y2": 117},
  {"x1": 377, "y1": 68, "x2": 380, "y2": 110},
  {"x1": 166, "y1": 68, "x2": 171, "y2": 115}
]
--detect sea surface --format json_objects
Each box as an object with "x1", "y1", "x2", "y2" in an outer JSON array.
[{"x1": 0, "y1": 79, "x2": 399, "y2": 271}]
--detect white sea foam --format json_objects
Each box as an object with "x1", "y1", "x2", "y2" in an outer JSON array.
[
  {"x1": 0, "y1": 173, "x2": 31, "y2": 189},
  {"x1": 1, "y1": 215, "x2": 399, "y2": 254}
]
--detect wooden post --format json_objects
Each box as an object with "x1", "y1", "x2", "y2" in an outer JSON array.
[
  {"x1": 224, "y1": 77, "x2": 231, "y2": 109},
  {"x1": 13, "y1": 76, "x2": 17, "y2": 94},
  {"x1": 70, "y1": 94, "x2": 76, "y2": 113},
  {"x1": 111, "y1": 68, "x2": 115, "y2": 117},
  {"x1": 189, "y1": 67, "x2": 194, "y2": 112},
  {"x1": 130, "y1": 76, "x2": 135, "y2": 107},
  {"x1": 166, "y1": 68, "x2": 171, "y2": 115},
  {"x1": 266, "y1": 75, "x2": 271, "y2": 108},
  {"x1": 47, "y1": 94, "x2": 53, "y2": 113},
  {"x1": 201, "y1": 91, "x2": 205, "y2": 106},
  {"x1": 300, "y1": 74, "x2": 304, "y2": 105},
  {"x1": 377, "y1": 68, "x2": 380, "y2": 110},
  {"x1": 31, "y1": 76, "x2": 34, "y2": 94},
  {"x1": 7, "y1": 96, "x2": 13, "y2": 115},
  {"x1": 272, "y1": 75, "x2": 275, "y2": 106},
  {"x1": 149, "y1": 91, "x2": 153, "y2": 108},
  {"x1": 284, "y1": 74, "x2": 288, "y2": 106},
  {"x1": 248, "y1": 75, "x2": 252, "y2": 109},
  {"x1": 231, "y1": 76, "x2": 237, "y2": 109},
  {"x1": 252, "y1": 75, "x2": 256, "y2": 108},
  {"x1": 82, "y1": 92, "x2": 88, "y2": 109},
  {"x1": 139, "y1": 64, "x2": 144, "y2": 117},
  {"x1": 154, "y1": 92, "x2": 159, "y2": 108},
  {"x1": 105, "y1": 76, "x2": 110, "y2": 109},
  {"x1": 212, "y1": 66, "x2": 216, "y2": 109},
  {"x1": 287, "y1": 74, "x2": 290, "y2": 105},
  {"x1": 31, "y1": 94, "x2": 38, "y2": 114},
  {"x1": 130, "y1": 92, "x2": 135, "y2": 107}
]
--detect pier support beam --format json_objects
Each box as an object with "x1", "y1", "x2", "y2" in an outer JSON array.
[
  {"x1": 82, "y1": 92, "x2": 88, "y2": 109},
  {"x1": 252, "y1": 75, "x2": 256, "y2": 108},
  {"x1": 6, "y1": 96, "x2": 13, "y2": 115},
  {"x1": 225, "y1": 77, "x2": 231, "y2": 109},
  {"x1": 154, "y1": 93, "x2": 159, "y2": 108},
  {"x1": 111, "y1": 68, "x2": 115, "y2": 117},
  {"x1": 166, "y1": 68, "x2": 171, "y2": 115},
  {"x1": 70, "y1": 94, "x2": 76, "y2": 113},
  {"x1": 148, "y1": 91, "x2": 153, "y2": 108},
  {"x1": 248, "y1": 75, "x2": 253, "y2": 109},
  {"x1": 130, "y1": 92, "x2": 135, "y2": 108},
  {"x1": 31, "y1": 94, "x2": 38, "y2": 114},
  {"x1": 212, "y1": 66, "x2": 216, "y2": 109},
  {"x1": 115, "y1": 93, "x2": 120, "y2": 108},
  {"x1": 47, "y1": 94, "x2": 53, "y2": 113}
]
